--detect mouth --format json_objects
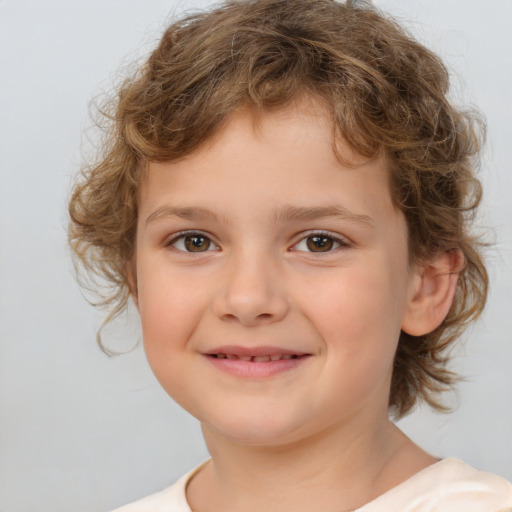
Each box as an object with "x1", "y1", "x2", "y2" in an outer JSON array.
[
  {"x1": 207, "y1": 353, "x2": 307, "y2": 362},
  {"x1": 203, "y1": 346, "x2": 311, "y2": 377}
]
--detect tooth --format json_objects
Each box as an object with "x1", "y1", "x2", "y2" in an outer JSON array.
[
  {"x1": 253, "y1": 355, "x2": 270, "y2": 362},
  {"x1": 270, "y1": 354, "x2": 282, "y2": 361},
  {"x1": 239, "y1": 355, "x2": 252, "y2": 361},
  {"x1": 217, "y1": 354, "x2": 226, "y2": 359},
  {"x1": 281, "y1": 354, "x2": 293, "y2": 360},
  {"x1": 226, "y1": 354, "x2": 239, "y2": 360}
]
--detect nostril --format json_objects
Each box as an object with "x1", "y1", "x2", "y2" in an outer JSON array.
[
  {"x1": 221, "y1": 313, "x2": 239, "y2": 322},
  {"x1": 215, "y1": 291, "x2": 289, "y2": 326}
]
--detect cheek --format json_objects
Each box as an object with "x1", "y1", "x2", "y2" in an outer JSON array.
[
  {"x1": 304, "y1": 267, "x2": 407, "y2": 414},
  {"x1": 137, "y1": 267, "x2": 207, "y2": 368},
  {"x1": 308, "y1": 261, "x2": 407, "y2": 368},
  {"x1": 137, "y1": 278, "x2": 208, "y2": 411}
]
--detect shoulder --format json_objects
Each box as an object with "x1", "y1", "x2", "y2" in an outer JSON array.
[
  {"x1": 359, "y1": 458, "x2": 512, "y2": 512},
  {"x1": 110, "y1": 462, "x2": 208, "y2": 512},
  {"x1": 429, "y1": 459, "x2": 512, "y2": 511}
]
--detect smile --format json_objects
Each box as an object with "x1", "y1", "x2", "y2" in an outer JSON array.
[
  {"x1": 209, "y1": 353, "x2": 306, "y2": 362},
  {"x1": 203, "y1": 347, "x2": 311, "y2": 378}
]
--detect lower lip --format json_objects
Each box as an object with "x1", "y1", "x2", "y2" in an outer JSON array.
[{"x1": 204, "y1": 355, "x2": 311, "y2": 378}]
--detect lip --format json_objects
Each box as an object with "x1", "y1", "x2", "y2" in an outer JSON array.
[
  {"x1": 202, "y1": 345, "x2": 312, "y2": 378},
  {"x1": 204, "y1": 345, "x2": 307, "y2": 358}
]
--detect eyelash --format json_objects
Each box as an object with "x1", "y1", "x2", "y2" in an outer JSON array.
[
  {"x1": 166, "y1": 231, "x2": 220, "y2": 253},
  {"x1": 291, "y1": 231, "x2": 350, "y2": 253},
  {"x1": 166, "y1": 230, "x2": 351, "y2": 255}
]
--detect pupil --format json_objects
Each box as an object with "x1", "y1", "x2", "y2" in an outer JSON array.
[
  {"x1": 307, "y1": 235, "x2": 333, "y2": 252},
  {"x1": 185, "y1": 235, "x2": 210, "y2": 252}
]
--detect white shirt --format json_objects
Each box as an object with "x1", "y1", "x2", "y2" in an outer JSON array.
[{"x1": 112, "y1": 458, "x2": 512, "y2": 512}]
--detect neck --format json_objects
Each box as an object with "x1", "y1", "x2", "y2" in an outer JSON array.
[{"x1": 187, "y1": 415, "x2": 435, "y2": 512}]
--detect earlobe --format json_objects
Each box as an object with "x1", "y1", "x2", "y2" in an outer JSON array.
[
  {"x1": 401, "y1": 249, "x2": 464, "y2": 336},
  {"x1": 126, "y1": 261, "x2": 139, "y2": 310}
]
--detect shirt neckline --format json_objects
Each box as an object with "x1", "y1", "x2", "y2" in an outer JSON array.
[{"x1": 179, "y1": 458, "x2": 458, "y2": 512}]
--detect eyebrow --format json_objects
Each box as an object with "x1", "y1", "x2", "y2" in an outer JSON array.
[
  {"x1": 145, "y1": 205, "x2": 220, "y2": 226},
  {"x1": 272, "y1": 205, "x2": 374, "y2": 228},
  {"x1": 145, "y1": 204, "x2": 374, "y2": 228}
]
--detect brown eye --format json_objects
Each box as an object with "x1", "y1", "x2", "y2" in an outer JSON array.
[
  {"x1": 306, "y1": 235, "x2": 334, "y2": 252},
  {"x1": 169, "y1": 233, "x2": 215, "y2": 252},
  {"x1": 292, "y1": 233, "x2": 345, "y2": 253},
  {"x1": 184, "y1": 235, "x2": 211, "y2": 252}
]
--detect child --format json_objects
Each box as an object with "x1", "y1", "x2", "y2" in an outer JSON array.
[{"x1": 68, "y1": 0, "x2": 512, "y2": 510}]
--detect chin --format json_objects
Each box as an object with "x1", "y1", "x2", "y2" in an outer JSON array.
[{"x1": 201, "y1": 408, "x2": 313, "y2": 447}]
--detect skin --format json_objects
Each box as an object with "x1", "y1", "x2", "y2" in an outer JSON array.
[{"x1": 131, "y1": 103, "x2": 459, "y2": 512}]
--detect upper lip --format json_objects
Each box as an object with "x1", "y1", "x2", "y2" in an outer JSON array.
[{"x1": 203, "y1": 345, "x2": 309, "y2": 357}]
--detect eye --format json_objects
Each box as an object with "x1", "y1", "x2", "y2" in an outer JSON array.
[
  {"x1": 167, "y1": 232, "x2": 218, "y2": 253},
  {"x1": 292, "y1": 232, "x2": 348, "y2": 253}
]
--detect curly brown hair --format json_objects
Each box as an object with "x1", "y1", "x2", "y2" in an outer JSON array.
[{"x1": 69, "y1": 0, "x2": 487, "y2": 418}]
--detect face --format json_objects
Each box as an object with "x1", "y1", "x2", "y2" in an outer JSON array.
[{"x1": 134, "y1": 105, "x2": 417, "y2": 446}]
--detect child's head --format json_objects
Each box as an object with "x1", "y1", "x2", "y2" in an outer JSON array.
[{"x1": 69, "y1": 0, "x2": 487, "y2": 420}]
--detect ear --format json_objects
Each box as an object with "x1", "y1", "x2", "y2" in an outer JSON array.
[
  {"x1": 126, "y1": 259, "x2": 139, "y2": 310},
  {"x1": 401, "y1": 249, "x2": 464, "y2": 336}
]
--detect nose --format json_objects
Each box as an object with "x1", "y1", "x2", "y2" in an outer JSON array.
[{"x1": 212, "y1": 249, "x2": 289, "y2": 327}]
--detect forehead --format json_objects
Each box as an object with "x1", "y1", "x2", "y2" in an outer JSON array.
[
  {"x1": 198, "y1": 100, "x2": 374, "y2": 166},
  {"x1": 139, "y1": 104, "x2": 396, "y2": 229}
]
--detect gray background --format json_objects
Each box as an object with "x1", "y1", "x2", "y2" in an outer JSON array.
[{"x1": 0, "y1": 0, "x2": 510, "y2": 511}]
